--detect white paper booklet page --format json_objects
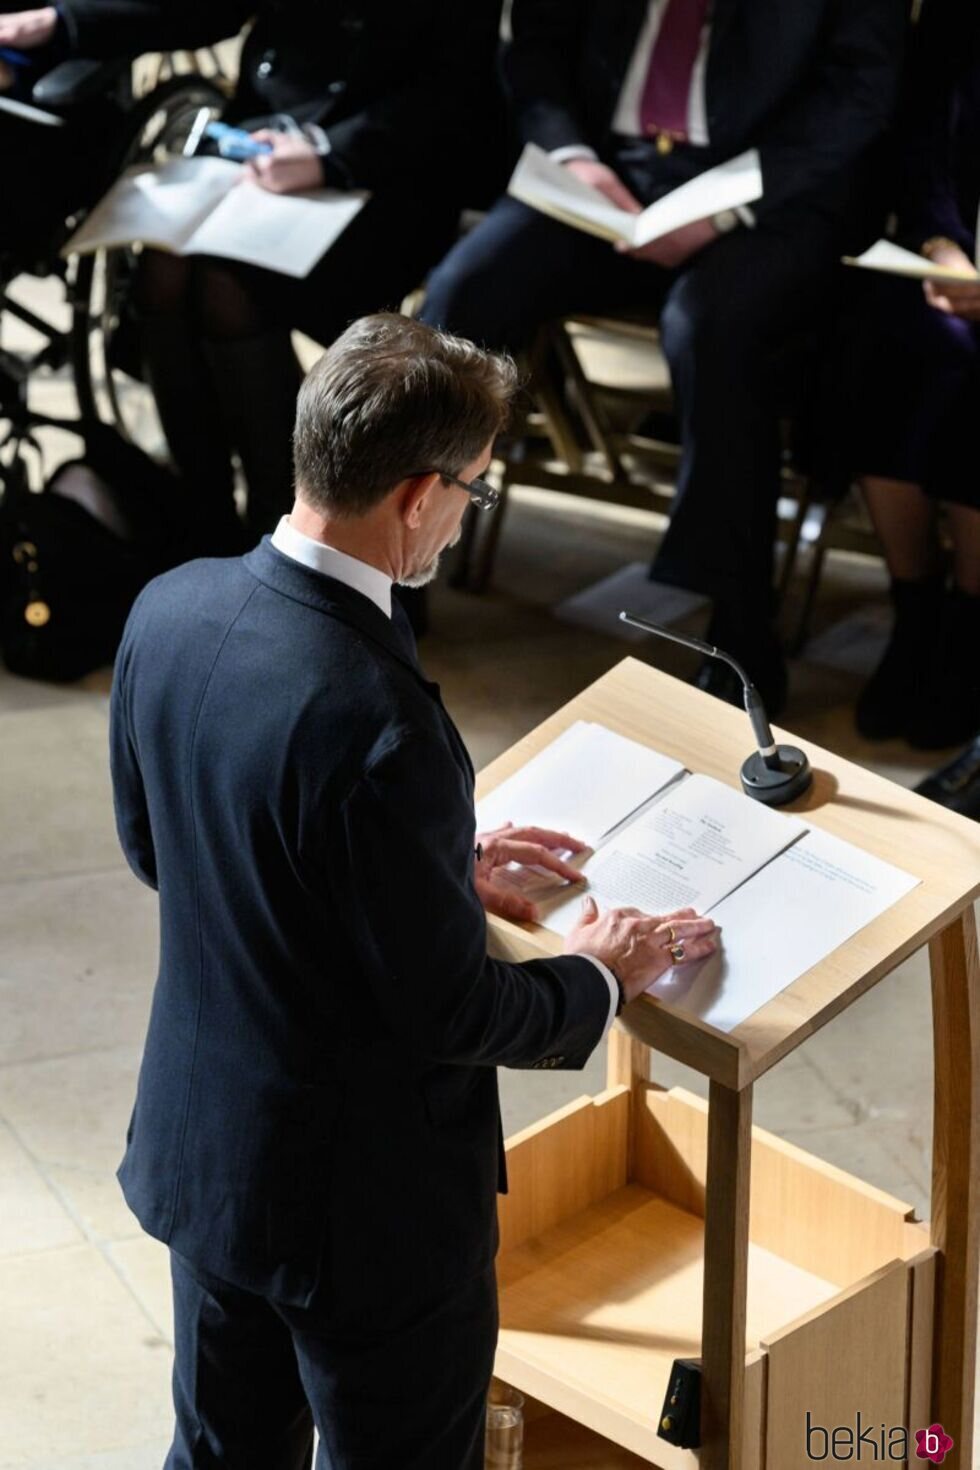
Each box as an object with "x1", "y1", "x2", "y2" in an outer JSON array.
[
  {"x1": 543, "y1": 773, "x2": 806, "y2": 936},
  {"x1": 475, "y1": 720, "x2": 684, "y2": 849},
  {"x1": 507, "y1": 144, "x2": 763, "y2": 248},
  {"x1": 64, "y1": 157, "x2": 369, "y2": 278},
  {"x1": 844, "y1": 238, "x2": 979, "y2": 283},
  {"x1": 646, "y1": 825, "x2": 919, "y2": 1033}
]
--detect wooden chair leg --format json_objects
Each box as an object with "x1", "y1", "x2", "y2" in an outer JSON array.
[
  {"x1": 700, "y1": 1081, "x2": 753, "y2": 1470},
  {"x1": 929, "y1": 908, "x2": 980, "y2": 1467}
]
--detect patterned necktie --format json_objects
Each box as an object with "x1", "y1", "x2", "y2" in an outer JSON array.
[{"x1": 638, "y1": 0, "x2": 711, "y2": 143}]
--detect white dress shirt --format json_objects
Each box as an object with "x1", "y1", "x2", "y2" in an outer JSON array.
[
  {"x1": 272, "y1": 514, "x2": 392, "y2": 617},
  {"x1": 271, "y1": 516, "x2": 621, "y2": 1041}
]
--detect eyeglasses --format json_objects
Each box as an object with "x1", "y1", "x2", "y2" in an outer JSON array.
[{"x1": 408, "y1": 467, "x2": 501, "y2": 512}]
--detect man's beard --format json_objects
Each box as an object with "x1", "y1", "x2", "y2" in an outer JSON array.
[
  {"x1": 398, "y1": 522, "x2": 463, "y2": 589},
  {"x1": 400, "y1": 554, "x2": 441, "y2": 589}
]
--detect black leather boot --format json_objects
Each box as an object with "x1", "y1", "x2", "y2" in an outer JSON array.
[
  {"x1": 855, "y1": 574, "x2": 945, "y2": 741},
  {"x1": 141, "y1": 314, "x2": 247, "y2": 556},
  {"x1": 906, "y1": 586, "x2": 980, "y2": 750},
  {"x1": 203, "y1": 331, "x2": 303, "y2": 539},
  {"x1": 695, "y1": 598, "x2": 788, "y2": 716}
]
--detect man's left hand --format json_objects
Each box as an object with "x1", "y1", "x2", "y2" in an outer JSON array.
[
  {"x1": 245, "y1": 132, "x2": 324, "y2": 194},
  {"x1": 474, "y1": 823, "x2": 588, "y2": 923},
  {"x1": 618, "y1": 216, "x2": 720, "y2": 269}
]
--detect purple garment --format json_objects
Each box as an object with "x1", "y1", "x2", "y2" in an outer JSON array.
[{"x1": 638, "y1": 0, "x2": 710, "y2": 142}]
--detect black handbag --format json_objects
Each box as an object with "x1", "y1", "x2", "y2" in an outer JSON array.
[{"x1": 0, "y1": 424, "x2": 195, "y2": 683}]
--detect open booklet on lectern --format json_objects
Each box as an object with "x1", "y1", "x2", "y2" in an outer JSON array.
[{"x1": 476, "y1": 721, "x2": 920, "y2": 1034}]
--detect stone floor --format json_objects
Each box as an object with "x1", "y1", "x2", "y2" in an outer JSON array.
[{"x1": 1, "y1": 282, "x2": 978, "y2": 1465}]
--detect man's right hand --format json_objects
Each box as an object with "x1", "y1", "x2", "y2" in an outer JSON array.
[
  {"x1": 563, "y1": 898, "x2": 717, "y2": 1004},
  {"x1": 563, "y1": 159, "x2": 643, "y2": 216},
  {"x1": 922, "y1": 240, "x2": 980, "y2": 321},
  {"x1": 0, "y1": 8, "x2": 57, "y2": 48}
]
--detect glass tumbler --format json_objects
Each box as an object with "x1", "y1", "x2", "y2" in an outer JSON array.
[{"x1": 485, "y1": 1379, "x2": 524, "y2": 1468}]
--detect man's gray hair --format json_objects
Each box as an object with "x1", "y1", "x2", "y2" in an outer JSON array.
[{"x1": 293, "y1": 313, "x2": 519, "y2": 516}]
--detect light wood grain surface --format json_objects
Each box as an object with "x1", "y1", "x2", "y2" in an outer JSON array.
[{"x1": 479, "y1": 658, "x2": 980, "y2": 1086}]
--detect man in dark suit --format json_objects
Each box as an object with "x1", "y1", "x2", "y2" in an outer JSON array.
[
  {"x1": 109, "y1": 313, "x2": 717, "y2": 1468},
  {"x1": 420, "y1": 0, "x2": 907, "y2": 711}
]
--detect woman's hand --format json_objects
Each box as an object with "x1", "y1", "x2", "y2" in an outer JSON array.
[
  {"x1": 564, "y1": 900, "x2": 718, "y2": 1004},
  {"x1": 473, "y1": 822, "x2": 588, "y2": 922},
  {"x1": 0, "y1": 8, "x2": 57, "y2": 48},
  {"x1": 922, "y1": 240, "x2": 980, "y2": 321},
  {"x1": 245, "y1": 132, "x2": 325, "y2": 195}
]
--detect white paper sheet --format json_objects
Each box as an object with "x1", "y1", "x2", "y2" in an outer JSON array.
[
  {"x1": 644, "y1": 826, "x2": 919, "y2": 1033},
  {"x1": 844, "y1": 239, "x2": 979, "y2": 283},
  {"x1": 507, "y1": 143, "x2": 763, "y2": 248},
  {"x1": 476, "y1": 721, "x2": 685, "y2": 849},
  {"x1": 64, "y1": 157, "x2": 369, "y2": 278},
  {"x1": 543, "y1": 772, "x2": 805, "y2": 936}
]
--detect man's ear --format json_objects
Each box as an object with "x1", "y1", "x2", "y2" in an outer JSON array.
[{"x1": 398, "y1": 472, "x2": 441, "y2": 530}]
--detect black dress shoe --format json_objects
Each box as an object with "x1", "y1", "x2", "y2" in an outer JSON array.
[
  {"x1": 914, "y1": 735, "x2": 980, "y2": 820},
  {"x1": 695, "y1": 603, "x2": 788, "y2": 716}
]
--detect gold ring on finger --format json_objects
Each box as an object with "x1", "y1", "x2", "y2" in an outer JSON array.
[
  {"x1": 669, "y1": 941, "x2": 685, "y2": 964},
  {"x1": 665, "y1": 924, "x2": 677, "y2": 944}
]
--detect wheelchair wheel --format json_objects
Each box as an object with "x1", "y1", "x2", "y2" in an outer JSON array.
[{"x1": 69, "y1": 73, "x2": 226, "y2": 451}]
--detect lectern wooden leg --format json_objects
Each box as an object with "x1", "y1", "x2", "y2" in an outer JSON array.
[
  {"x1": 700, "y1": 1081, "x2": 753, "y2": 1470},
  {"x1": 928, "y1": 907, "x2": 980, "y2": 1465}
]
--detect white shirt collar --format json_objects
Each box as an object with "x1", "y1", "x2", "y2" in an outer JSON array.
[{"x1": 270, "y1": 516, "x2": 393, "y2": 619}]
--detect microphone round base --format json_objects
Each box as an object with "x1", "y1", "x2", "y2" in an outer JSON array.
[{"x1": 740, "y1": 746, "x2": 812, "y2": 807}]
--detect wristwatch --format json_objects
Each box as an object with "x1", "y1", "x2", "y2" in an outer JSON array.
[{"x1": 711, "y1": 208, "x2": 740, "y2": 235}]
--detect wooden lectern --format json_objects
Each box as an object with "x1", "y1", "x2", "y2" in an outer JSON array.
[{"x1": 477, "y1": 659, "x2": 980, "y2": 1470}]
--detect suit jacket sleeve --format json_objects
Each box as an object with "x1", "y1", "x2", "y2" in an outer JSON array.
[
  {"x1": 57, "y1": 0, "x2": 252, "y2": 58},
  {"x1": 749, "y1": 0, "x2": 906, "y2": 223},
  {"x1": 325, "y1": 729, "x2": 610, "y2": 1069},
  {"x1": 314, "y1": 0, "x2": 503, "y2": 188},
  {"x1": 108, "y1": 605, "x2": 158, "y2": 891},
  {"x1": 503, "y1": 0, "x2": 594, "y2": 152}
]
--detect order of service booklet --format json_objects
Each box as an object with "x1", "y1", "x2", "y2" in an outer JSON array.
[
  {"x1": 506, "y1": 143, "x2": 764, "y2": 248},
  {"x1": 476, "y1": 721, "x2": 919, "y2": 1034},
  {"x1": 63, "y1": 156, "x2": 369, "y2": 279},
  {"x1": 843, "y1": 238, "x2": 980, "y2": 284}
]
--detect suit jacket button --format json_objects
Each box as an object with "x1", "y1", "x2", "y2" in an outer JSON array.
[
  {"x1": 256, "y1": 49, "x2": 277, "y2": 80},
  {"x1": 328, "y1": 80, "x2": 346, "y2": 95}
]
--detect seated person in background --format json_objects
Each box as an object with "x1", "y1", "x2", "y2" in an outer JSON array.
[
  {"x1": 847, "y1": 0, "x2": 980, "y2": 754},
  {"x1": 0, "y1": 1, "x2": 504, "y2": 551},
  {"x1": 420, "y1": 0, "x2": 907, "y2": 712},
  {"x1": 0, "y1": 7, "x2": 121, "y2": 259}
]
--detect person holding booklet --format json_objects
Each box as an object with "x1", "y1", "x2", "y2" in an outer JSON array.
[
  {"x1": 420, "y1": 0, "x2": 906, "y2": 713},
  {"x1": 0, "y1": 0, "x2": 504, "y2": 554},
  {"x1": 844, "y1": 0, "x2": 980, "y2": 776}
]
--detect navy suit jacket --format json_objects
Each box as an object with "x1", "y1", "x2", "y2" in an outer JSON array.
[
  {"x1": 109, "y1": 539, "x2": 610, "y2": 1321},
  {"x1": 505, "y1": 0, "x2": 907, "y2": 224}
]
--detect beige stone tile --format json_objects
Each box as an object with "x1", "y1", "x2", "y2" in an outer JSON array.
[
  {"x1": 21, "y1": 1443, "x2": 172, "y2": 1470},
  {"x1": 0, "y1": 1244, "x2": 172, "y2": 1468},
  {"x1": 0, "y1": 870, "x2": 157, "y2": 1066},
  {"x1": 0, "y1": 706, "x2": 122, "y2": 882},
  {"x1": 0, "y1": 1046, "x2": 141, "y2": 1242},
  {"x1": 798, "y1": 948, "x2": 934, "y2": 1121},
  {"x1": 0, "y1": 1120, "x2": 81, "y2": 1258},
  {"x1": 106, "y1": 1236, "x2": 173, "y2": 1343}
]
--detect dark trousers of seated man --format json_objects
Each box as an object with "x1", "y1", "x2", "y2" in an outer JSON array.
[
  {"x1": 166, "y1": 1252, "x2": 497, "y2": 1470},
  {"x1": 420, "y1": 139, "x2": 843, "y2": 693}
]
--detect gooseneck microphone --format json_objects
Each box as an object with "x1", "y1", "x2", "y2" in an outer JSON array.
[{"x1": 619, "y1": 610, "x2": 812, "y2": 807}]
